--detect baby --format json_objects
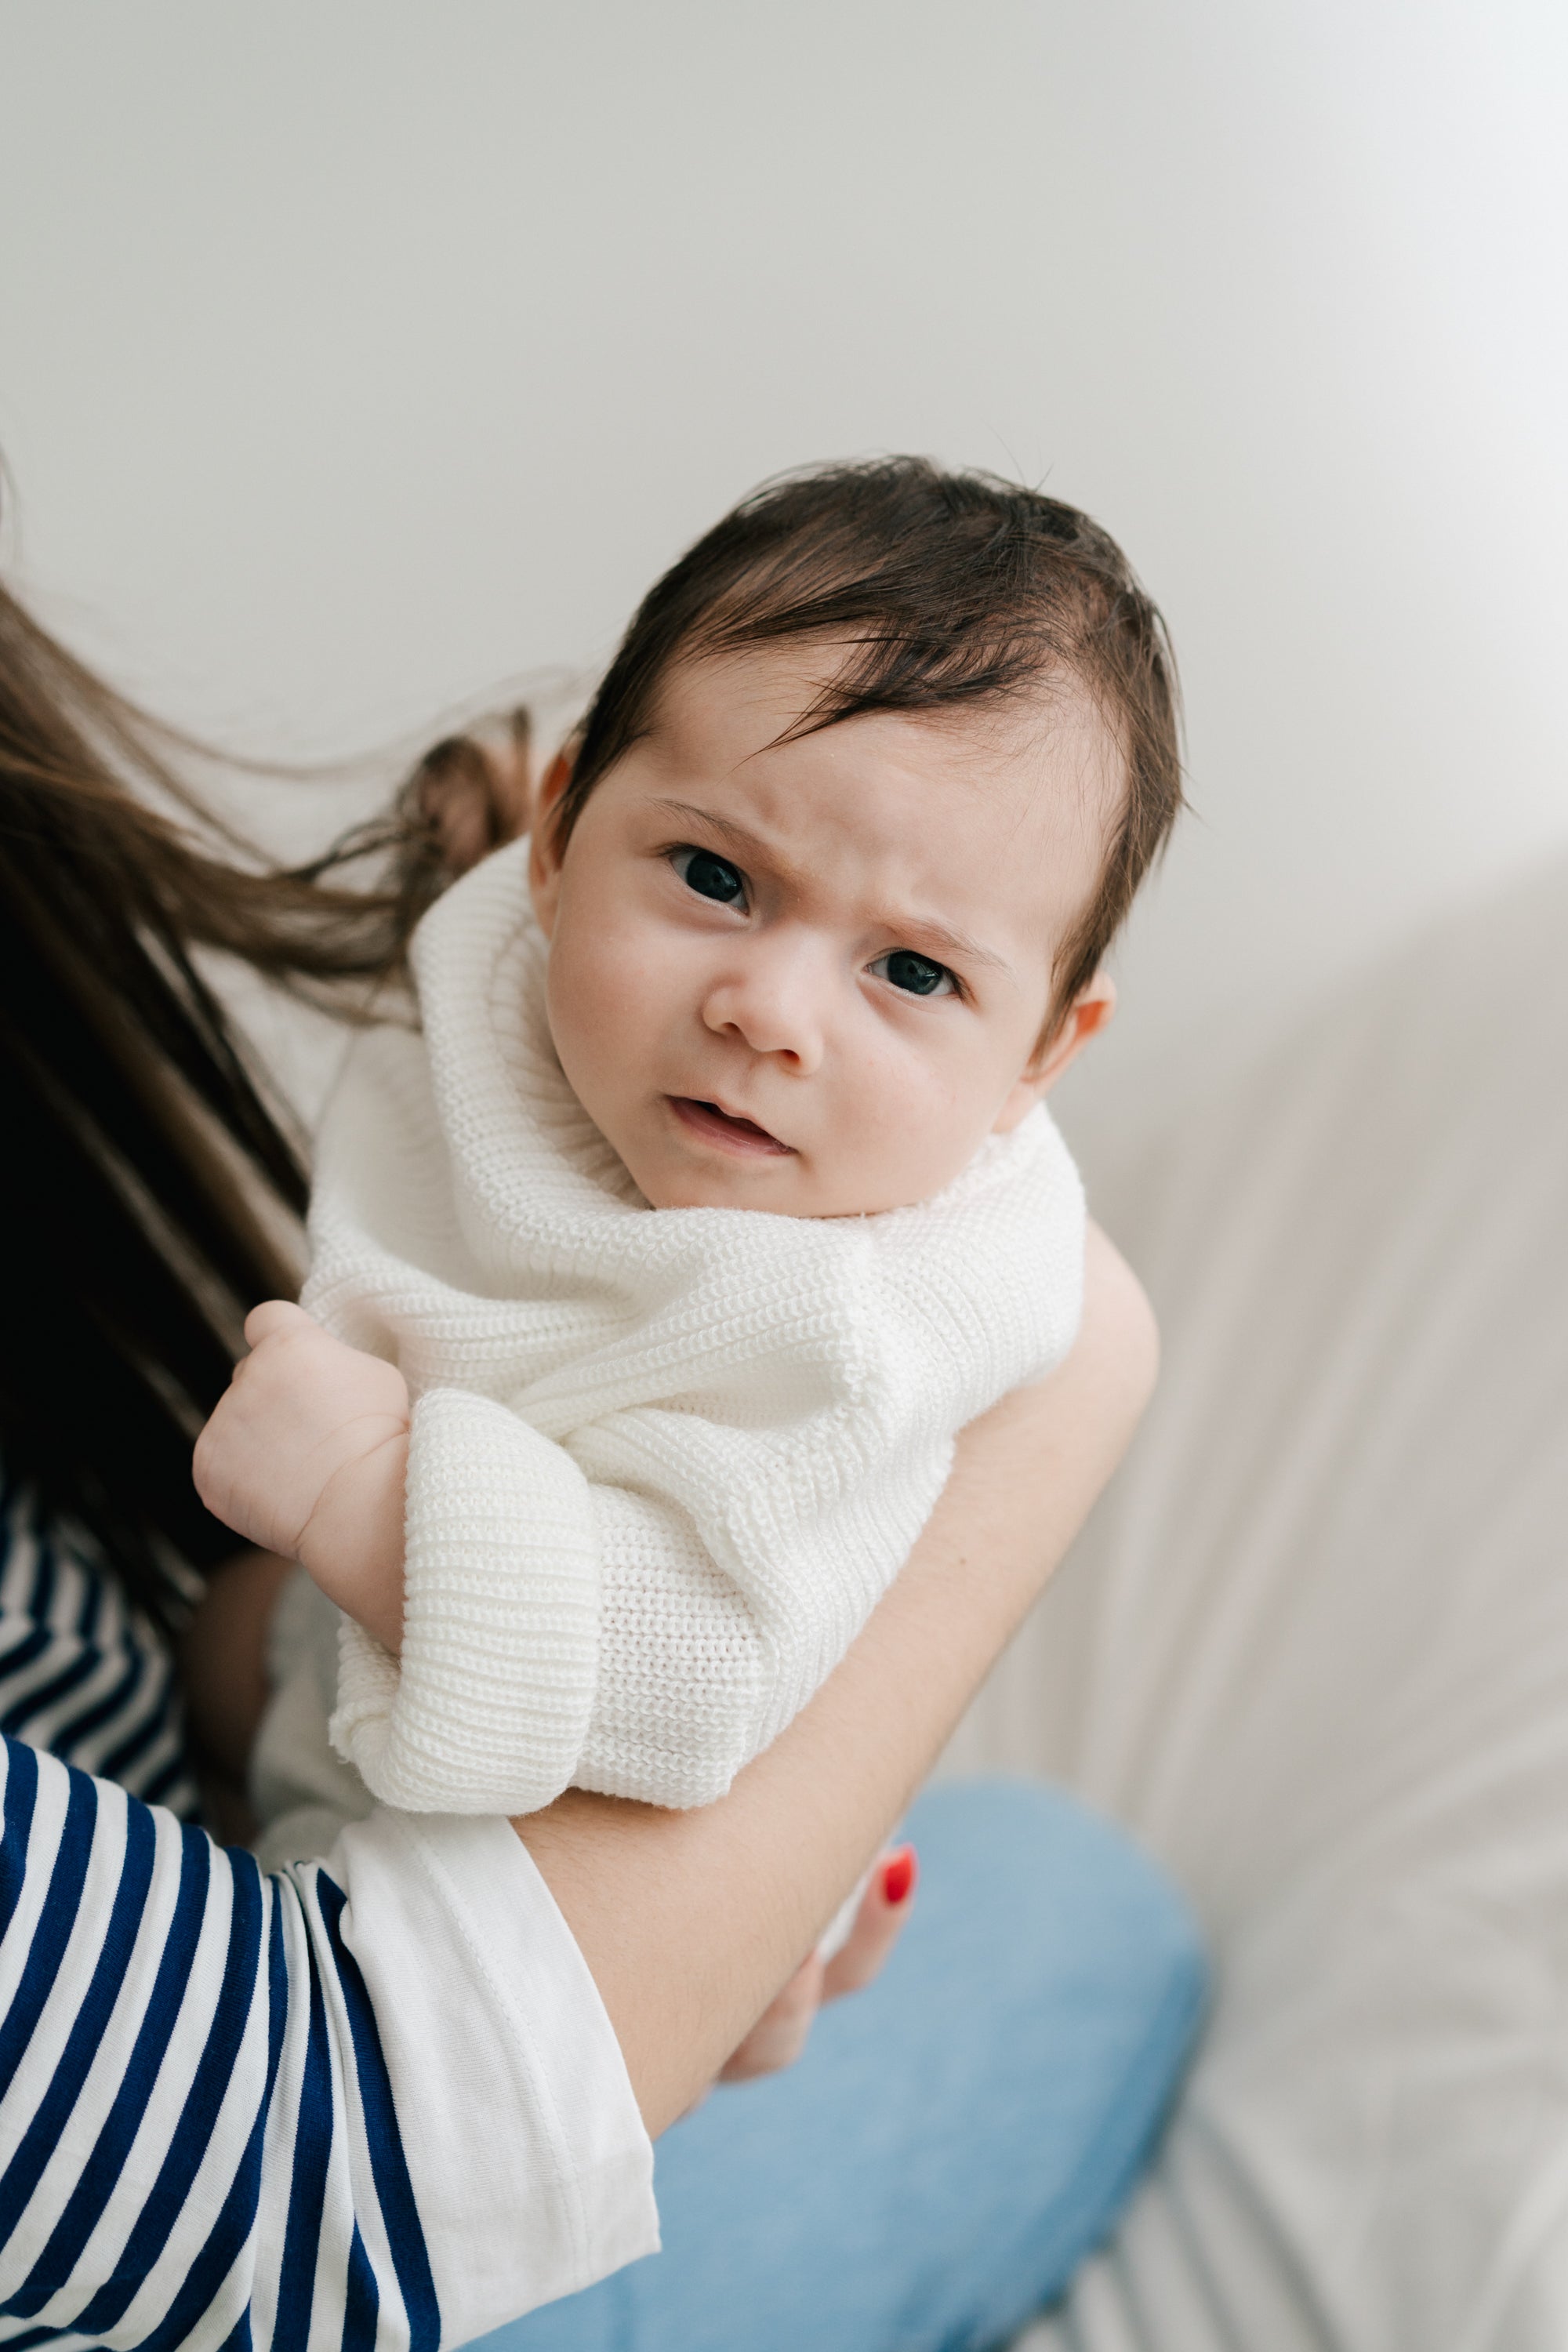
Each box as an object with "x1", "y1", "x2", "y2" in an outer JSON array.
[{"x1": 194, "y1": 459, "x2": 1181, "y2": 1855}]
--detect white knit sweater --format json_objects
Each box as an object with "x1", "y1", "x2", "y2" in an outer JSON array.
[{"x1": 296, "y1": 836, "x2": 1086, "y2": 1816}]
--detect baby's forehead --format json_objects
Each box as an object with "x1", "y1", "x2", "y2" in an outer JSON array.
[
  {"x1": 903, "y1": 677, "x2": 1120, "y2": 789},
  {"x1": 658, "y1": 641, "x2": 1120, "y2": 788},
  {"x1": 905, "y1": 707, "x2": 1120, "y2": 913}
]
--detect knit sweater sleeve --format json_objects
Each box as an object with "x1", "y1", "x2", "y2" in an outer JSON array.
[
  {"x1": 329, "y1": 1389, "x2": 603, "y2": 1815},
  {"x1": 331, "y1": 1444, "x2": 773, "y2": 1814}
]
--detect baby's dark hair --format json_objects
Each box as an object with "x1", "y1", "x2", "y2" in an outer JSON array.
[{"x1": 553, "y1": 457, "x2": 1183, "y2": 1025}]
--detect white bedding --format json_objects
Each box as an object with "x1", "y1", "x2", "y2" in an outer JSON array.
[{"x1": 947, "y1": 858, "x2": 1568, "y2": 2350}]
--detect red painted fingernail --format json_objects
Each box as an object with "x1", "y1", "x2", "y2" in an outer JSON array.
[{"x1": 880, "y1": 1847, "x2": 916, "y2": 1907}]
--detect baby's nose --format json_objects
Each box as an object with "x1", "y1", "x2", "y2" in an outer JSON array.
[{"x1": 702, "y1": 946, "x2": 826, "y2": 1072}]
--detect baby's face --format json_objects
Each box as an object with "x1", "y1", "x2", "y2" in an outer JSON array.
[{"x1": 529, "y1": 646, "x2": 1118, "y2": 1216}]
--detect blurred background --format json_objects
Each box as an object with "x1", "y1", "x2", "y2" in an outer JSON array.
[{"x1": 2, "y1": 0, "x2": 1565, "y2": 1163}]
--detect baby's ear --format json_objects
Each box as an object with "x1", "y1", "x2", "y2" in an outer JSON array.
[
  {"x1": 991, "y1": 970, "x2": 1117, "y2": 1133},
  {"x1": 527, "y1": 746, "x2": 575, "y2": 936}
]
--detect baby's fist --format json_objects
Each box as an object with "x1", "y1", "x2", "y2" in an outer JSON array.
[{"x1": 194, "y1": 1302, "x2": 410, "y2": 1566}]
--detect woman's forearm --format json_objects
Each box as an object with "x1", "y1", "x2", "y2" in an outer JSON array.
[{"x1": 515, "y1": 1222, "x2": 1156, "y2": 2136}]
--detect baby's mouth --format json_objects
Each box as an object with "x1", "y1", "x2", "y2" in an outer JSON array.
[{"x1": 666, "y1": 1097, "x2": 795, "y2": 1159}]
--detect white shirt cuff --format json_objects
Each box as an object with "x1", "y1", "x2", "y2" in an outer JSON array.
[{"x1": 327, "y1": 1806, "x2": 659, "y2": 2341}]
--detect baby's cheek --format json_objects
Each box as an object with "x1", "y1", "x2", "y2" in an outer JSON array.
[
  {"x1": 871, "y1": 1054, "x2": 993, "y2": 1194},
  {"x1": 546, "y1": 929, "x2": 662, "y2": 1117},
  {"x1": 823, "y1": 1057, "x2": 939, "y2": 1201}
]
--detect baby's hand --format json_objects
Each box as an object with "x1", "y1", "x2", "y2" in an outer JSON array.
[{"x1": 194, "y1": 1301, "x2": 411, "y2": 1652}]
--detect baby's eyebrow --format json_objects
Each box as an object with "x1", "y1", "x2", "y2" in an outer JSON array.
[
  {"x1": 649, "y1": 797, "x2": 1013, "y2": 978},
  {"x1": 650, "y1": 798, "x2": 776, "y2": 864},
  {"x1": 896, "y1": 915, "x2": 1011, "y2": 976}
]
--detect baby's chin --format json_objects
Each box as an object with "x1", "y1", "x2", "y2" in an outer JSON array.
[{"x1": 626, "y1": 1147, "x2": 970, "y2": 1220}]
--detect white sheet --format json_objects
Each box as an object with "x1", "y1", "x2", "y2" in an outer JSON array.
[{"x1": 947, "y1": 858, "x2": 1568, "y2": 2350}]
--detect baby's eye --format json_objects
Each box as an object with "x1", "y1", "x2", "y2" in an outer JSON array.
[
  {"x1": 673, "y1": 847, "x2": 746, "y2": 906},
  {"x1": 872, "y1": 949, "x2": 956, "y2": 998}
]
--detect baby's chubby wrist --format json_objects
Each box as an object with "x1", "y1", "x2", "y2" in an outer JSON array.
[{"x1": 293, "y1": 1424, "x2": 410, "y2": 1654}]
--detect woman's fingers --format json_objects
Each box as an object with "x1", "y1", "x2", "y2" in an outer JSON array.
[
  {"x1": 822, "y1": 1846, "x2": 918, "y2": 1999},
  {"x1": 714, "y1": 1951, "x2": 826, "y2": 2082},
  {"x1": 711, "y1": 1845, "x2": 920, "y2": 2088}
]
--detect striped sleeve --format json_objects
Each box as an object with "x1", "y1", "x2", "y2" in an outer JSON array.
[
  {"x1": 0, "y1": 1739, "x2": 659, "y2": 2352},
  {"x1": 0, "y1": 1484, "x2": 198, "y2": 1823}
]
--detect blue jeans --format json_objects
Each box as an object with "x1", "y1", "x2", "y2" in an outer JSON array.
[{"x1": 478, "y1": 1777, "x2": 1205, "y2": 2352}]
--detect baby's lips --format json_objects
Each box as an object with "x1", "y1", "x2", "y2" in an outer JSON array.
[{"x1": 666, "y1": 1094, "x2": 795, "y2": 1156}]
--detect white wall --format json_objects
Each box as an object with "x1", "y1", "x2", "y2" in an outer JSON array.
[{"x1": 2, "y1": 0, "x2": 1565, "y2": 1152}]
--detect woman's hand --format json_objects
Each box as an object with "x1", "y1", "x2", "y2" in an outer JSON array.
[{"x1": 715, "y1": 1846, "x2": 917, "y2": 2085}]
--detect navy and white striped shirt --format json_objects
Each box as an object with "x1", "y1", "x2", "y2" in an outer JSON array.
[
  {"x1": 0, "y1": 1507, "x2": 658, "y2": 2347},
  {"x1": 0, "y1": 1735, "x2": 435, "y2": 2347},
  {"x1": 0, "y1": 1488, "x2": 196, "y2": 1825}
]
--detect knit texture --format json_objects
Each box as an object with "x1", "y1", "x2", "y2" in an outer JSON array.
[{"x1": 302, "y1": 836, "x2": 1086, "y2": 1813}]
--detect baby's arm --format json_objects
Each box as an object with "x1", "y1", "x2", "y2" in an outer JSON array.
[{"x1": 193, "y1": 1301, "x2": 409, "y2": 1655}]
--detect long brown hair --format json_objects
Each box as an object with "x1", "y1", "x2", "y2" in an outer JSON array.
[{"x1": 0, "y1": 577, "x2": 448, "y2": 1621}]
